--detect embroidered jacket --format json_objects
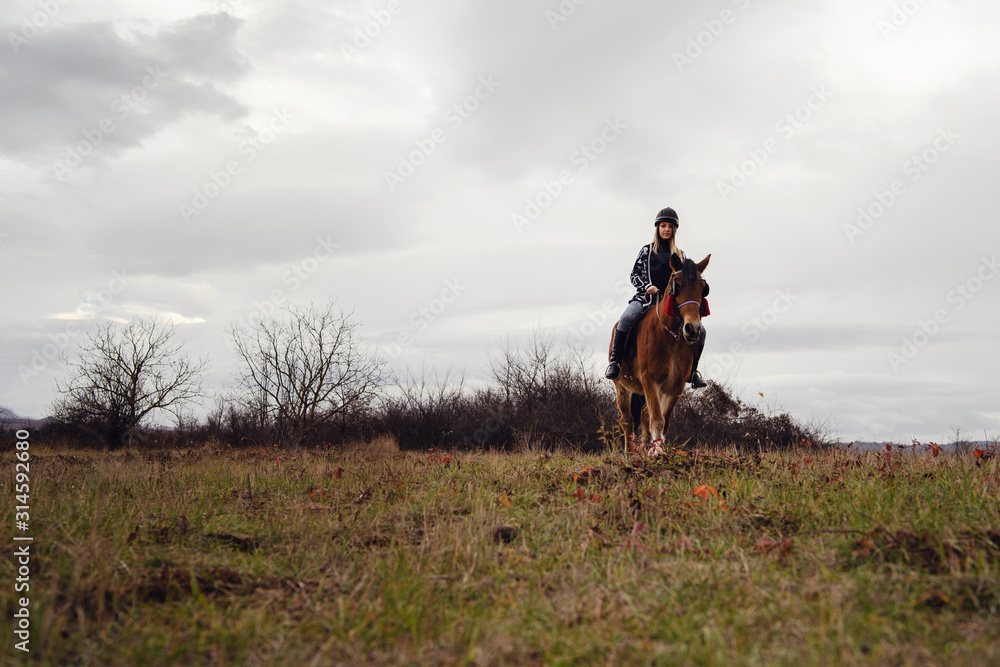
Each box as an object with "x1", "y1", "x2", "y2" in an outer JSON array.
[{"x1": 628, "y1": 244, "x2": 687, "y2": 307}]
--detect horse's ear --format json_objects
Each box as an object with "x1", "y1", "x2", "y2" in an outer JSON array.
[
  {"x1": 696, "y1": 254, "x2": 711, "y2": 273},
  {"x1": 670, "y1": 253, "x2": 684, "y2": 271}
]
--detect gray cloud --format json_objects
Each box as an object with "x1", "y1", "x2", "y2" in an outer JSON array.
[
  {"x1": 2, "y1": 0, "x2": 999, "y2": 441},
  {"x1": 0, "y1": 12, "x2": 249, "y2": 163}
]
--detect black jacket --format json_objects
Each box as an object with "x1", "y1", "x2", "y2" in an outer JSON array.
[{"x1": 629, "y1": 244, "x2": 687, "y2": 306}]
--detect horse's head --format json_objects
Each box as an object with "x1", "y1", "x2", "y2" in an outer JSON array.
[{"x1": 668, "y1": 253, "x2": 711, "y2": 344}]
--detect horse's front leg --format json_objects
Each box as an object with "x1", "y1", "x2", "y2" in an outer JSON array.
[
  {"x1": 661, "y1": 393, "x2": 682, "y2": 439},
  {"x1": 642, "y1": 381, "x2": 666, "y2": 454},
  {"x1": 647, "y1": 386, "x2": 686, "y2": 457}
]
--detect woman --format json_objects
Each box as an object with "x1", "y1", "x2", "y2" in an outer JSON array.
[{"x1": 604, "y1": 207, "x2": 707, "y2": 387}]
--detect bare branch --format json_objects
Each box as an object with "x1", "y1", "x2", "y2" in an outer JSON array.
[
  {"x1": 229, "y1": 302, "x2": 387, "y2": 447},
  {"x1": 52, "y1": 315, "x2": 209, "y2": 447}
]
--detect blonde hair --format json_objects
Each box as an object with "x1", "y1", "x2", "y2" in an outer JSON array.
[{"x1": 651, "y1": 223, "x2": 681, "y2": 258}]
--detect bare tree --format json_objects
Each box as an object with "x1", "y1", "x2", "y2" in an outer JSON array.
[
  {"x1": 488, "y1": 329, "x2": 560, "y2": 412},
  {"x1": 229, "y1": 302, "x2": 387, "y2": 447},
  {"x1": 53, "y1": 316, "x2": 208, "y2": 448}
]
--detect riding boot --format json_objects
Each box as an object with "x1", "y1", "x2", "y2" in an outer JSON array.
[
  {"x1": 688, "y1": 328, "x2": 707, "y2": 388},
  {"x1": 605, "y1": 328, "x2": 629, "y2": 379}
]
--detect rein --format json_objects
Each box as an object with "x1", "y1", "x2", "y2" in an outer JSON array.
[{"x1": 653, "y1": 291, "x2": 681, "y2": 340}]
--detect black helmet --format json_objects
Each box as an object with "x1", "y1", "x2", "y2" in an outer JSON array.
[{"x1": 654, "y1": 207, "x2": 679, "y2": 226}]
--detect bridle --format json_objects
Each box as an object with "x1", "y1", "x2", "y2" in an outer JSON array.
[
  {"x1": 653, "y1": 290, "x2": 681, "y2": 340},
  {"x1": 654, "y1": 269, "x2": 706, "y2": 342}
]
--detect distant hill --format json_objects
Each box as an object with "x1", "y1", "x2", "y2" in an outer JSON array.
[{"x1": 0, "y1": 406, "x2": 56, "y2": 431}]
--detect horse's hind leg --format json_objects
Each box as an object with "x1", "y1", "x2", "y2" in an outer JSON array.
[
  {"x1": 614, "y1": 382, "x2": 634, "y2": 450},
  {"x1": 630, "y1": 393, "x2": 649, "y2": 446},
  {"x1": 639, "y1": 402, "x2": 650, "y2": 445}
]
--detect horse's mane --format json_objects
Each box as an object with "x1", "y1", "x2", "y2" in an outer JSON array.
[{"x1": 681, "y1": 257, "x2": 699, "y2": 284}]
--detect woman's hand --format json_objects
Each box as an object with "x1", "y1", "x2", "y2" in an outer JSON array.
[{"x1": 646, "y1": 285, "x2": 659, "y2": 295}]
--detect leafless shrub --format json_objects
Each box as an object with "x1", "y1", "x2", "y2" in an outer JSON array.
[{"x1": 668, "y1": 380, "x2": 823, "y2": 450}]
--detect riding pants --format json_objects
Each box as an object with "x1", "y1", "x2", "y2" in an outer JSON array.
[{"x1": 616, "y1": 299, "x2": 645, "y2": 333}]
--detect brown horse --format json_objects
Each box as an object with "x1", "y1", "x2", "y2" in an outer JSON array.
[{"x1": 609, "y1": 253, "x2": 710, "y2": 455}]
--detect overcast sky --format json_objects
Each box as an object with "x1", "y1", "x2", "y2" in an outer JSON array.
[{"x1": 2, "y1": 0, "x2": 999, "y2": 443}]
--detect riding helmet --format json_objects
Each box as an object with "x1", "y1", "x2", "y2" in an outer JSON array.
[{"x1": 654, "y1": 207, "x2": 679, "y2": 226}]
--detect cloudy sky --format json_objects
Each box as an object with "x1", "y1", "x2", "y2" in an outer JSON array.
[{"x1": 2, "y1": 0, "x2": 999, "y2": 443}]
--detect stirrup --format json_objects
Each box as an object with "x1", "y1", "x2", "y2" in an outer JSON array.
[{"x1": 688, "y1": 370, "x2": 706, "y2": 388}]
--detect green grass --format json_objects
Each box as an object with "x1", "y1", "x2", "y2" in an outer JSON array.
[{"x1": 2, "y1": 440, "x2": 999, "y2": 665}]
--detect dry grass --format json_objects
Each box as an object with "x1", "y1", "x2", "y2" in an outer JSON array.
[{"x1": 1, "y1": 441, "x2": 998, "y2": 665}]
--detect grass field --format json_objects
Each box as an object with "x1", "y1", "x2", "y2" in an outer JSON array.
[{"x1": 2, "y1": 438, "x2": 999, "y2": 665}]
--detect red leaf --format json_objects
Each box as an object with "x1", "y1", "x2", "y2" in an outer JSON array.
[
  {"x1": 333, "y1": 467, "x2": 344, "y2": 479},
  {"x1": 974, "y1": 448, "x2": 985, "y2": 459},
  {"x1": 440, "y1": 455, "x2": 452, "y2": 464},
  {"x1": 497, "y1": 493, "x2": 511, "y2": 508},
  {"x1": 693, "y1": 485, "x2": 719, "y2": 500}
]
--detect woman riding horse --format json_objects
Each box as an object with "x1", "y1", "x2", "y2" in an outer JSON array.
[{"x1": 604, "y1": 207, "x2": 707, "y2": 387}]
